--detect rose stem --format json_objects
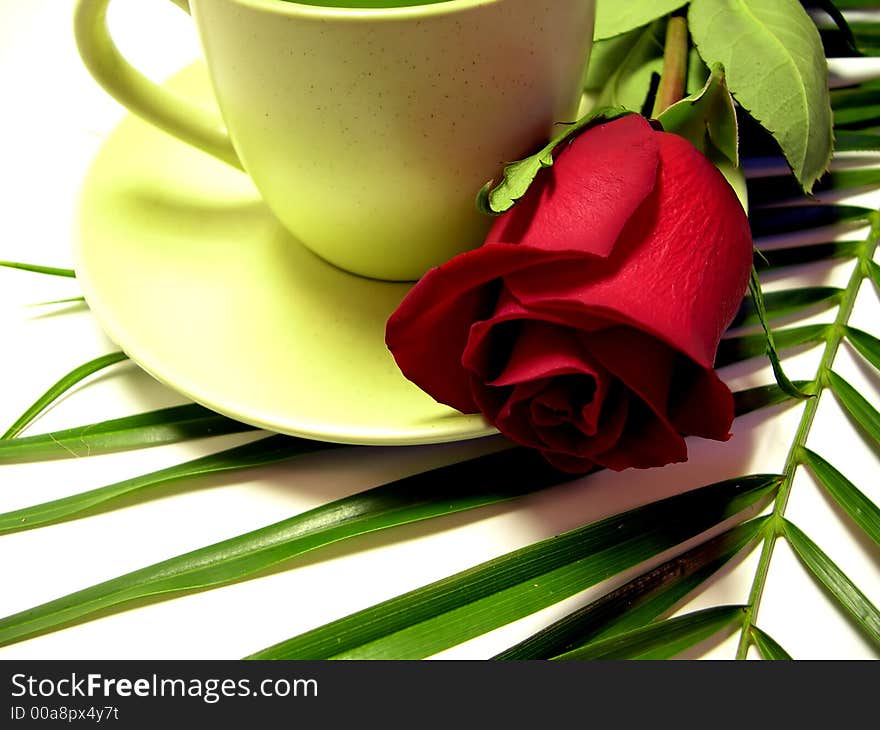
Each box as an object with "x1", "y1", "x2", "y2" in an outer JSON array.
[{"x1": 652, "y1": 13, "x2": 689, "y2": 117}]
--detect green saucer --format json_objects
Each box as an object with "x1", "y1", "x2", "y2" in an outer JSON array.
[{"x1": 74, "y1": 63, "x2": 494, "y2": 445}]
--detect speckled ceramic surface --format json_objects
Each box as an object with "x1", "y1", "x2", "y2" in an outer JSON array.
[
  {"x1": 75, "y1": 63, "x2": 498, "y2": 445},
  {"x1": 75, "y1": 0, "x2": 595, "y2": 279}
]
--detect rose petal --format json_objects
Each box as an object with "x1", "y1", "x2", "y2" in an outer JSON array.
[
  {"x1": 668, "y1": 360, "x2": 734, "y2": 440},
  {"x1": 505, "y1": 131, "x2": 753, "y2": 368},
  {"x1": 589, "y1": 399, "x2": 688, "y2": 471},
  {"x1": 386, "y1": 244, "x2": 578, "y2": 412},
  {"x1": 486, "y1": 114, "x2": 661, "y2": 258}
]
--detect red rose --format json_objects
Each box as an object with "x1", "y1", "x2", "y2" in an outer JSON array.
[{"x1": 386, "y1": 114, "x2": 753, "y2": 473}]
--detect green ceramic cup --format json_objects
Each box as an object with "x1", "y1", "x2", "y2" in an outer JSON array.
[{"x1": 74, "y1": 0, "x2": 595, "y2": 280}]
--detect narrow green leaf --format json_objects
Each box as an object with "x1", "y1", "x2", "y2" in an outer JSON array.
[
  {"x1": 716, "y1": 325, "x2": 829, "y2": 367},
  {"x1": 755, "y1": 241, "x2": 862, "y2": 271},
  {"x1": 733, "y1": 381, "x2": 813, "y2": 415},
  {"x1": 748, "y1": 169, "x2": 880, "y2": 206},
  {"x1": 801, "y1": 449, "x2": 880, "y2": 546},
  {"x1": 783, "y1": 519, "x2": 880, "y2": 647},
  {"x1": 833, "y1": 131, "x2": 880, "y2": 153},
  {"x1": 749, "y1": 205, "x2": 872, "y2": 238},
  {"x1": 751, "y1": 625, "x2": 793, "y2": 660},
  {"x1": 495, "y1": 518, "x2": 768, "y2": 659},
  {"x1": 0, "y1": 448, "x2": 564, "y2": 649},
  {"x1": 688, "y1": 0, "x2": 832, "y2": 191},
  {"x1": 594, "y1": 0, "x2": 689, "y2": 41},
  {"x1": 657, "y1": 64, "x2": 739, "y2": 164},
  {"x1": 834, "y1": 105, "x2": 880, "y2": 128},
  {"x1": 845, "y1": 326, "x2": 880, "y2": 373},
  {"x1": 745, "y1": 268, "x2": 812, "y2": 399},
  {"x1": 865, "y1": 258, "x2": 880, "y2": 293},
  {"x1": 26, "y1": 296, "x2": 87, "y2": 308},
  {"x1": 0, "y1": 435, "x2": 339, "y2": 536},
  {"x1": 0, "y1": 261, "x2": 76, "y2": 277},
  {"x1": 246, "y1": 475, "x2": 780, "y2": 660},
  {"x1": 552, "y1": 605, "x2": 746, "y2": 660},
  {"x1": 1, "y1": 352, "x2": 129, "y2": 440},
  {"x1": 477, "y1": 107, "x2": 630, "y2": 215},
  {"x1": 732, "y1": 286, "x2": 843, "y2": 327},
  {"x1": 0, "y1": 404, "x2": 258, "y2": 464},
  {"x1": 826, "y1": 369, "x2": 880, "y2": 447},
  {"x1": 809, "y1": 0, "x2": 860, "y2": 56}
]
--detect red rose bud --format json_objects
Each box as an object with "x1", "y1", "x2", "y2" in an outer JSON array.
[{"x1": 386, "y1": 114, "x2": 753, "y2": 473}]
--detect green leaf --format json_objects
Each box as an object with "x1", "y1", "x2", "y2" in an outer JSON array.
[
  {"x1": 0, "y1": 435, "x2": 339, "y2": 536},
  {"x1": 826, "y1": 369, "x2": 880, "y2": 447},
  {"x1": 26, "y1": 296, "x2": 87, "y2": 308},
  {"x1": 245, "y1": 475, "x2": 780, "y2": 660},
  {"x1": 833, "y1": 131, "x2": 880, "y2": 153},
  {"x1": 0, "y1": 404, "x2": 258, "y2": 464},
  {"x1": 657, "y1": 64, "x2": 739, "y2": 164},
  {"x1": 552, "y1": 605, "x2": 746, "y2": 660},
  {"x1": 594, "y1": 0, "x2": 689, "y2": 41},
  {"x1": 477, "y1": 107, "x2": 630, "y2": 215},
  {"x1": 755, "y1": 241, "x2": 862, "y2": 271},
  {"x1": 0, "y1": 447, "x2": 565, "y2": 649},
  {"x1": 801, "y1": 448, "x2": 880, "y2": 546},
  {"x1": 749, "y1": 205, "x2": 872, "y2": 238},
  {"x1": 733, "y1": 382, "x2": 813, "y2": 415},
  {"x1": 865, "y1": 258, "x2": 880, "y2": 293},
  {"x1": 716, "y1": 324, "x2": 829, "y2": 367},
  {"x1": 834, "y1": 105, "x2": 880, "y2": 128},
  {"x1": 583, "y1": 29, "x2": 643, "y2": 91},
  {"x1": 746, "y1": 268, "x2": 815, "y2": 399},
  {"x1": 0, "y1": 261, "x2": 76, "y2": 277},
  {"x1": 595, "y1": 24, "x2": 665, "y2": 113},
  {"x1": 732, "y1": 285, "x2": 843, "y2": 327},
  {"x1": 495, "y1": 518, "x2": 768, "y2": 659},
  {"x1": 1, "y1": 352, "x2": 129, "y2": 440},
  {"x1": 688, "y1": 0, "x2": 833, "y2": 191},
  {"x1": 751, "y1": 625, "x2": 793, "y2": 659},
  {"x1": 748, "y1": 168, "x2": 880, "y2": 206},
  {"x1": 845, "y1": 326, "x2": 880, "y2": 373},
  {"x1": 783, "y1": 519, "x2": 880, "y2": 647}
]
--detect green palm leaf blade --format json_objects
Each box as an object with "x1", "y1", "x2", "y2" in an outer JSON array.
[
  {"x1": 1, "y1": 352, "x2": 129, "y2": 440},
  {"x1": 845, "y1": 326, "x2": 880, "y2": 372},
  {"x1": 551, "y1": 605, "x2": 746, "y2": 660},
  {"x1": 834, "y1": 105, "x2": 880, "y2": 129},
  {"x1": 783, "y1": 519, "x2": 880, "y2": 647},
  {"x1": 749, "y1": 205, "x2": 871, "y2": 238},
  {"x1": 732, "y1": 382, "x2": 812, "y2": 415},
  {"x1": 833, "y1": 131, "x2": 880, "y2": 153},
  {"x1": 0, "y1": 435, "x2": 340, "y2": 536},
  {"x1": 826, "y1": 370, "x2": 880, "y2": 447},
  {"x1": 245, "y1": 475, "x2": 781, "y2": 660},
  {"x1": 26, "y1": 296, "x2": 87, "y2": 308},
  {"x1": 494, "y1": 518, "x2": 768, "y2": 660},
  {"x1": 747, "y1": 168, "x2": 880, "y2": 206},
  {"x1": 800, "y1": 448, "x2": 880, "y2": 546},
  {"x1": 0, "y1": 448, "x2": 567, "y2": 649},
  {"x1": 731, "y1": 287, "x2": 843, "y2": 328},
  {"x1": 832, "y1": 83, "x2": 880, "y2": 111},
  {"x1": 750, "y1": 625, "x2": 793, "y2": 660},
  {"x1": 0, "y1": 404, "x2": 258, "y2": 464},
  {"x1": 716, "y1": 325, "x2": 829, "y2": 367},
  {"x1": 0, "y1": 261, "x2": 76, "y2": 277},
  {"x1": 755, "y1": 241, "x2": 861, "y2": 271},
  {"x1": 866, "y1": 259, "x2": 880, "y2": 293}
]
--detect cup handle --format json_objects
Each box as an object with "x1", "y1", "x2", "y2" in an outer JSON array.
[{"x1": 74, "y1": 0, "x2": 242, "y2": 169}]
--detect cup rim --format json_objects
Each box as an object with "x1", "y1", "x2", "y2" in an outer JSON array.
[{"x1": 224, "y1": 0, "x2": 503, "y2": 20}]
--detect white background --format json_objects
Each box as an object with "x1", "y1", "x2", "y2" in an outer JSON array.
[{"x1": 0, "y1": 0, "x2": 877, "y2": 660}]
